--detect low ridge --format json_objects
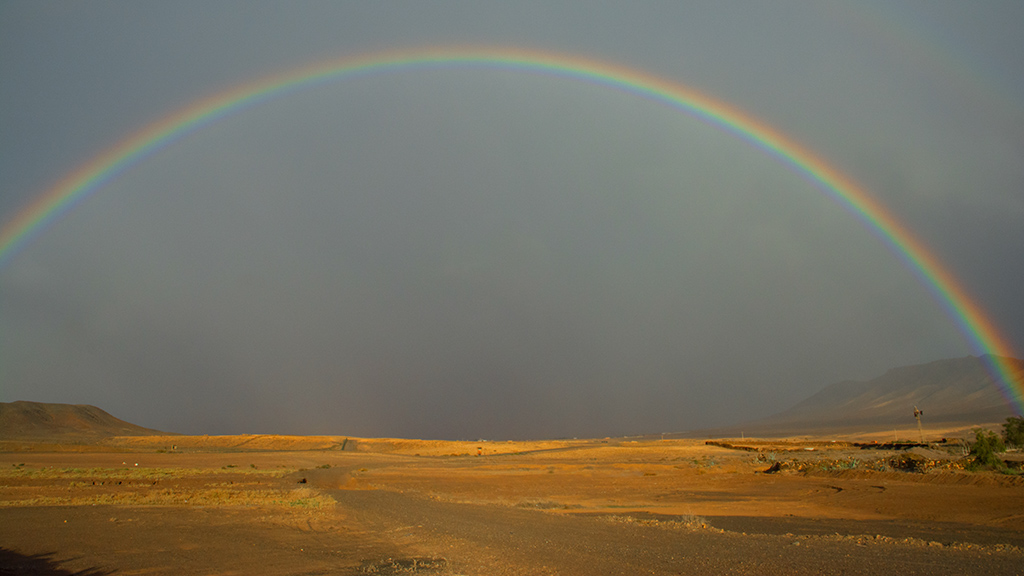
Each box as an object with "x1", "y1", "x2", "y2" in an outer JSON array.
[
  {"x1": 735, "y1": 354, "x2": 1023, "y2": 435},
  {"x1": 0, "y1": 401, "x2": 167, "y2": 440}
]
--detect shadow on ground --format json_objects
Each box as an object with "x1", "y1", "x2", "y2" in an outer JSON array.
[{"x1": 0, "y1": 548, "x2": 113, "y2": 576}]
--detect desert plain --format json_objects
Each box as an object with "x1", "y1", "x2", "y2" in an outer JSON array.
[{"x1": 2, "y1": 426, "x2": 1024, "y2": 575}]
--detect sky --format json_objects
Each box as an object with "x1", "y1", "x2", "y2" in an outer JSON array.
[{"x1": 1, "y1": 1, "x2": 1023, "y2": 439}]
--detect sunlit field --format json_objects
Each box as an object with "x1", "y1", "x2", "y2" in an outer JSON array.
[{"x1": 2, "y1": 430, "x2": 1023, "y2": 574}]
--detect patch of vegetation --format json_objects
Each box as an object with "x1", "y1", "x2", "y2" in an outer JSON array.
[
  {"x1": 1003, "y1": 416, "x2": 1024, "y2": 448},
  {"x1": 766, "y1": 454, "x2": 974, "y2": 475},
  {"x1": 812, "y1": 458, "x2": 864, "y2": 472},
  {"x1": 888, "y1": 453, "x2": 931, "y2": 473},
  {"x1": 515, "y1": 498, "x2": 568, "y2": 509},
  {"x1": 359, "y1": 556, "x2": 448, "y2": 574},
  {"x1": 677, "y1": 514, "x2": 710, "y2": 529},
  {"x1": 968, "y1": 428, "x2": 1006, "y2": 471},
  {"x1": 603, "y1": 513, "x2": 712, "y2": 531}
]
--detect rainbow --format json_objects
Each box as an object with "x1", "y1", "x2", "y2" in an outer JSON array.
[{"x1": 1, "y1": 46, "x2": 1021, "y2": 413}]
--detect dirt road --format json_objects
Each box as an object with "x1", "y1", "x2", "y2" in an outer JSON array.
[
  {"x1": 5, "y1": 488, "x2": 1021, "y2": 575},
  {"x1": 330, "y1": 488, "x2": 1024, "y2": 576}
]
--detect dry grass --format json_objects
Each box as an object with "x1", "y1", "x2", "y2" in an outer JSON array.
[
  {"x1": 0, "y1": 463, "x2": 332, "y2": 511},
  {"x1": 603, "y1": 513, "x2": 714, "y2": 531},
  {"x1": 103, "y1": 434, "x2": 352, "y2": 452},
  {"x1": 0, "y1": 485, "x2": 334, "y2": 510},
  {"x1": 100, "y1": 433, "x2": 596, "y2": 457},
  {"x1": 0, "y1": 465, "x2": 291, "y2": 480}
]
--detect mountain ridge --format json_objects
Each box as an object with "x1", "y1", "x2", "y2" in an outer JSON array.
[
  {"x1": 3, "y1": 355, "x2": 1022, "y2": 441},
  {"x1": 0, "y1": 400, "x2": 167, "y2": 440},
  {"x1": 730, "y1": 354, "x2": 1023, "y2": 436}
]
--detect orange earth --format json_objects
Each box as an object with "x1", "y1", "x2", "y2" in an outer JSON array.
[{"x1": 2, "y1": 429, "x2": 1022, "y2": 575}]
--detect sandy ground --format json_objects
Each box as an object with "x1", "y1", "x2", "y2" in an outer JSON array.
[{"x1": 1, "y1": 434, "x2": 1022, "y2": 575}]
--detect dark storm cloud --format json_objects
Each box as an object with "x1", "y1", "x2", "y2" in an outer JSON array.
[{"x1": 1, "y1": 1, "x2": 1022, "y2": 438}]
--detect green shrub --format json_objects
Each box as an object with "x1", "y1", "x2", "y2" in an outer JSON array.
[
  {"x1": 1003, "y1": 416, "x2": 1024, "y2": 448},
  {"x1": 969, "y1": 428, "x2": 1006, "y2": 470}
]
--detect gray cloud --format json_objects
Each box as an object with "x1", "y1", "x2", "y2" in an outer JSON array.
[{"x1": 1, "y1": 1, "x2": 1021, "y2": 438}]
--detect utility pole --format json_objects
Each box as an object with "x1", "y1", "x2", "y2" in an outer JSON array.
[{"x1": 914, "y1": 406, "x2": 924, "y2": 444}]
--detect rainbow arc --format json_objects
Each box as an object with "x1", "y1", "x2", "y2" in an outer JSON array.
[{"x1": 1, "y1": 46, "x2": 1020, "y2": 413}]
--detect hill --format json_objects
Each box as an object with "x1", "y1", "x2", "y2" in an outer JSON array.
[
  {"x1": 0, "y1": 401, "x2": 167, "y2": 441},
  {"x1": 729, "y1": 354, "x2": 1023, "y2": 436}
]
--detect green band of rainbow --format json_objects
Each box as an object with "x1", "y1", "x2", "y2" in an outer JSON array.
[{"x1": 1, "y1": 46, "x2": 1020, "y2": 413}]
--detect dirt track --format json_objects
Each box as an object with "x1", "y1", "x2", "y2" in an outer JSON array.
[
  {"x1": 331, "y1": 488, "x2": 1024, "y2": 575},
  {"x1": 3, "y1": 488, "x2": 1021, "y2": 576}
]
